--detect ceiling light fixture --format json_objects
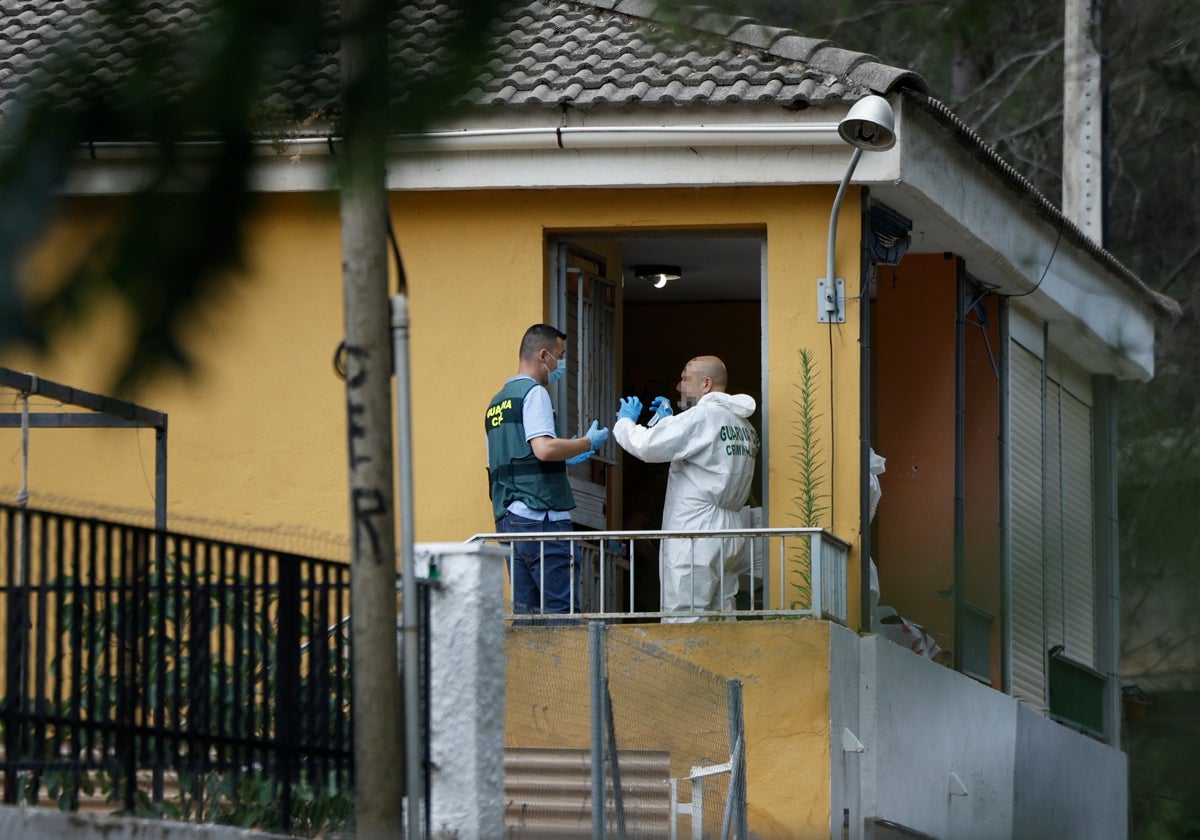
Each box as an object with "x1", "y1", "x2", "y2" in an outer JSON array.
[{"x1": 634, "y1": 264, "x2": 683, "y2": 289}]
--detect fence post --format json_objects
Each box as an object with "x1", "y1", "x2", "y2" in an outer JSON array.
[
  {"x1": 3, "y1": 509, "x2": 26, "y2": 804},
  {"x1": 590, "y1": 620, "x2": 607, "y2": 840},
  {"x1": 417, "y1": 542, "x2": 507, "y2": 840},
  {"x1": 116, "y1": 527, "x2": 147, "y2": 814},
  {"x1": 275, "y1": 556, "x2": 302, "y2": 833},
  {"x1": 810, "y1": 532, "x2": 823, "y2": 619},
  {"x1": 726, "y1": 679, "x2": 747, "y2": 839},
  {"x1": 604, "y1": 673, "x2": 627, "y2": 840}
]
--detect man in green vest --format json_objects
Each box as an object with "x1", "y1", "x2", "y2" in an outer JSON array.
[{"x1": 485, "y1": 324, "x2": 609, "y2": 616}]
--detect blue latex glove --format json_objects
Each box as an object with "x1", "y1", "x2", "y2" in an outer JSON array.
[
  {"x1": 584, "y1": 419, "x2": 610, "y2": 451},
  {"x1": 649, "y1": 395, "x2": 673, "y2": 423},
  {"x1": 616, "y1": 395, "x2": 643, "y2": 423},
  {"x1": 565, "y1": 449, "x2": 593, "y2": 466}
]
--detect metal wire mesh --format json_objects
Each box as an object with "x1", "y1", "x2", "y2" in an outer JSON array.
[{"x1": 505, "y1": 624, "x2": 741, "y2": 839}]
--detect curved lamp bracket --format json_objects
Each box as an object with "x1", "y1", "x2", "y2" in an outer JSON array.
[{"x1": 818, "y1": 95, "x2": 896, "y2": 324}]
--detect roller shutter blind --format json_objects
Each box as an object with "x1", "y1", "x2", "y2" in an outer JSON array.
[
  {"x1": 1010, "y1": 343, "x2": 1046, "y2": 708},
  {"x1": 1060, "y1": 387, "x2": 1095, "y2": 661},
  {"x1": 1045, "y1": 382, "x2": 1065, "y2": 653},
  {"x1": 1008, "y1": 338, "x2": 1097, "y2": 711}
]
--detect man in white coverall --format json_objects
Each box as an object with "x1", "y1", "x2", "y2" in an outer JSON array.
[{"x1": 612, "y1": 356, "x2": 760, "y2": 622}]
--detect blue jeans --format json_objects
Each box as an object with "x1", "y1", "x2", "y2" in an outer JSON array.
[{"x1": 496, "y1": 511, "x2": 581, "y2": 615}]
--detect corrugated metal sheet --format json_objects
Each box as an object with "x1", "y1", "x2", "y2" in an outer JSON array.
[{"x1": 505, "y1": 746, "x2": 672, "y2": 839}]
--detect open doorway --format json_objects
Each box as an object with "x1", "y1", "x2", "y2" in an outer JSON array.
[
  {"x1": 551, "y1": 231, "x2": 765, "y2": 614},
  {"x1": 870, "y1": 253, "x2": 1003, "y2": 684}
]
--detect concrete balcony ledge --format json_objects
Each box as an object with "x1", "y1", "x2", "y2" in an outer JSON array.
[
  {"x1": 504, "y1": 620, "x2": 1128, "y2": 838},
  {"x1": 836, "y1": 628, "x2": 1128, "y2": 839}
]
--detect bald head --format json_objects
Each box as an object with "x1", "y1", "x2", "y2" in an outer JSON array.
[
  {"x1": 690, "y1": 356, "x2": 728, "y2": 391},
  {"x1": 677, "y1": 355, "x2": 728, "y2": 409}
]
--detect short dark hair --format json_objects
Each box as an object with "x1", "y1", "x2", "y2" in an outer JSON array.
[{"x1": 519, "y1": 323, "x2": 566, "y2": 359}]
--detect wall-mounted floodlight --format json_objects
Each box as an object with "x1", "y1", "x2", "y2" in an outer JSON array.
[
  {"x1": 818, "y1": 95, "x2": 897, "y2": 323},
  {"x1": 634, "y1": 264, "x2": 682, "y2": 289}
]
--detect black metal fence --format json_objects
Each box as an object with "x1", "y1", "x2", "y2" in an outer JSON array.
[{"x1": 0, "y1": 503, "x2": 355, "y2": 833}]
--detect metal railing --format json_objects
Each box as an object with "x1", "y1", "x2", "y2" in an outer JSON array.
[
  {"x1": 0, "y1": 504, "x2": 354, "y2": 833},
  {"x1": 468, "y1": 527, "x2": 850, "y2": 623}
]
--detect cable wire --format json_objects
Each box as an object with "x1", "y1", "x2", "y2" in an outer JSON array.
[
  {"x1": 1006, "y1": 227, "x2": 1062, "y2": 298},
  {"x1": 386, "y1": 207, "x2": 408, "y2": 296},
  {"x1": 827, "y1": 321, "x2": 835, "y2": 528}
]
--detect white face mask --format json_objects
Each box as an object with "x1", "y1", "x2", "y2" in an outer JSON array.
[{"x1": 544, "y1": 354, "x2": 566, "y2": 384}]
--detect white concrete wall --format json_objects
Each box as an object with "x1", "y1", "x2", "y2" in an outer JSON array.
[
  {"x1": 416, "y1": 542, "x2": 508, "y2": 840},
  {"x1": 865, "y1": 634, "x2": 1017, "y2": 840},
  {"x1": 0, "y1": 807, "x2": 290, "y2": 840},
  {"x1": 829, "y1": 623, "x2": 865, "y2": 840},
  {"x1": 832, "y1": 632, "x2": 1128, "y2": 840},
  {"x1": 1012, "y1": 704, "x2": 1128, "y2": 839}
]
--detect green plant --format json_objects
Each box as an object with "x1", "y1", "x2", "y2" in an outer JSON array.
[{"x1": 788, "y1": 348, "x2": 829, "y2": 609}]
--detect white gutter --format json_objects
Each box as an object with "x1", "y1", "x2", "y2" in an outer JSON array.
[
  {"x1": 398, "y1": 123, "x2": 844, "y2": 151},
  {"x1": 75, "y1": 122, "x2": 847, "y2": 160}
]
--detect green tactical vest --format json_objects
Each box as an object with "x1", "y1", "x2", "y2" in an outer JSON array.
[{"x1": 485, "y1": 378, "x2": 575, "y2": 521}]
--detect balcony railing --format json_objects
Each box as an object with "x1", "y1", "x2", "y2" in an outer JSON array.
[{"x1": 468, "y1": 527, "x2": 850, "y2": 623}]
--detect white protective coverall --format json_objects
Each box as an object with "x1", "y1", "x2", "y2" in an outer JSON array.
[{"x1": 613, "y1": 392, "x2": 759, "y2": 621}]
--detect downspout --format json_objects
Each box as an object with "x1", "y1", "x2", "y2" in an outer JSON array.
[
  {"x1": 859, "y1": 187, "x2": 873, "y2": 635},
  {"x1": 392, "y1": 294, "x2": 424, "y2": 836},
  {"x1": 999, "y1": 303, "x2": 1012, "y2": 694},
  {"x1": 954, "y1": 259, "x2": 966, "y2": 673},
  {"x1": 1093, "y1": 375, "x2": 1120, "y2": 746}
]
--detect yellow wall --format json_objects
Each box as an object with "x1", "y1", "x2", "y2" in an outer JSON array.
[
  {"x1": 5, "y1": 185, "x2": 865, "y2": 616},
  {"x1": 388, "y1": 186, "x2": 865, "y2": 624},
  {"x1": 506, "y1": 620, "x2": 834, "y2": 838},
  {"x1": 3, "y1": 194, "x2": 350, "y2": 554}
]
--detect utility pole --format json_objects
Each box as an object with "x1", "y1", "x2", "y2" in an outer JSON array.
[
  {"x1": 340, "y1": 1, "x2": 405, "y2": 838},
  {"x1": 1065, "y1": 0, "x2": 1121, "y2": 750},
  {"x1": 1063, "y1": 0, "x2": 1103, "y2": 242}
]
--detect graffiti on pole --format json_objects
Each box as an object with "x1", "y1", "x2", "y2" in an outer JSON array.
[
  {"x1": 343, "y1": 342, "x2": 390, "y2": 565},
  {"x1": 352, "y1": 487, "x2": 388, "y2": 561}
]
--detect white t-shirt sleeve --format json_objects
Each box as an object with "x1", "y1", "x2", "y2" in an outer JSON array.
[{"x1": 522, "y1": 383, "x2": 558, "y2": 441}]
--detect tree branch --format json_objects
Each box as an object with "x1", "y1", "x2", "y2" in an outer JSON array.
[
  {"x1": 954, "y1": 37, "x2": 1063, "y2": 114},
  {"x1": 1159, "y1": 241, "x2": 1200, "y2": 294}
]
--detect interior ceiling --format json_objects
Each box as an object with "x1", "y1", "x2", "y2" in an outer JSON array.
[
  {"x1": 619, "y1": 234, "x2": 763, "y2": 303},
  {"x1": 609, "y1": 189, "x2": 967, "y2": 305}
]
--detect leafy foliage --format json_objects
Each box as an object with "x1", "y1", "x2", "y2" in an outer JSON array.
[{"x1": 788, "y1": 347, "x2": 828, "y2": 608}]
